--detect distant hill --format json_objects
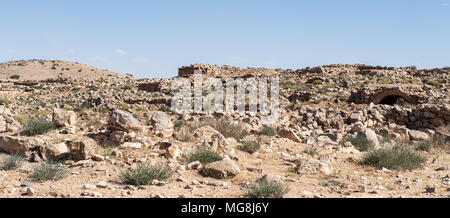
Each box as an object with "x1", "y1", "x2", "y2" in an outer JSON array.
[{"x1": 0, "y1": 59, "x2": 134, "y2": 81}]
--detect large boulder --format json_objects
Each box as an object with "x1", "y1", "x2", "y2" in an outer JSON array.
[
  {"x1": 294, "y1": 157, "x2": 332, "y2": 175},
  {"x1": 364, "y1": 129, "x2": 380, "y2": 148},
  {"x1": 409, "y1": 130, "x2": 430, "y2": 141},
  {"x1": 52, "y1": 108, "x2": 77, "y2": 128},
  {"x1": 149, "y1": 111, "x2": 173, "y2": 137},
  {"x1": 0, "y1": 136, "x2": 44, "y2": 157},
  {"x1": 107, "y1": 110, "x2": 144, "y2": 133},
  {"x1": 0, "y1": 116, "x2": 6, "y2": 132},
  {"x1": 201, "y1": 159, "x2": 240, "y2": 179},
  {"x1": 44, "y1": 142, "x2": 70, "y2": 160},
  {"x1": 349, "y1": 111, "x2": 363, "y2": 123},
  {"x1": 66, "y1": 138, "x2": 96, "y2": 160},
  {"x1": 0, "y1": 106, "x2": 20, "y2": 133},
  {"x1": 277, "y1": 127, "x2": 302, "y2": 143}
]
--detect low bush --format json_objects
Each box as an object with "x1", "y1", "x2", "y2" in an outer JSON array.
[
  {"x1": 187, "y1": 147, "x2": 223, "y2": 165},
  {"x1": 23, "y1": 118, "x2": 56, "y2": 136},
  {"x1": 120, "y1": 163, "x2": 174, "y2": 186},
  {"x1": 247, "y1": 177, "x2": 289, "y2": 198},
  {"x1": 1, "y1": 154, "x2": 23, "y2": 170},
  {"x1": 33, "y1": 162, "x2": 68, "y2": 182},
  {"x1": 362, "y1": 145, "x2": 427, "y2": 170},
  {"x1": 240, "y1": 141, "x2": 261, "y2": 154}
]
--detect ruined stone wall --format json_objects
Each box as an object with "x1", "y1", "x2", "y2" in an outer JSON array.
[{"x1": 378, "y1": 104, "x2": 450, "y2": 130}]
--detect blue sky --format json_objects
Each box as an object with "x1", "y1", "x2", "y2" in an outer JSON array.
[{"x1": 1, "y1": 0, "x2": 449, "y2": 78}]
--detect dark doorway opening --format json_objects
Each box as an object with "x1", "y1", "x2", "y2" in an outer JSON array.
[{"x1": 378, "y1": 95, "x2": 404, "y2": 105}]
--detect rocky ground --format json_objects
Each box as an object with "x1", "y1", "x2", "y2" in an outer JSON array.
[{"x1": 0, "y1": 61, "x2": 449, "y2": 198}]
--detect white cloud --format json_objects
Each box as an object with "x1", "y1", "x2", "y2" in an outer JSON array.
[
  {"x1": 442, "y1": 2, "x2": 449, "y2": 7},
  {"x1": 115, "y1": 49, "x2": 127, "y2": 55}
]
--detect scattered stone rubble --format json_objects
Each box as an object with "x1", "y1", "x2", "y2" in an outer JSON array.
[{"x1": 0, "y1": 61, "x2": 448, "y2": 198}]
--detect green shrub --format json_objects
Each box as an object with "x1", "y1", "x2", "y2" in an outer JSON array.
[
  {"x1": 10, "y1": 75, "x2": 20, "y2": 80},
  {"x1": 424, "y1": 78, "x2": 444, "y2": 86},
  {"x1": 240, "y1": 141, "x2": 261, "y2": 154},
  {"x1": 1, "y1": 154, "x2": 24, "y2": 170},
  {"x1": 201, "y1": 118, "x2": 248, "y2": 141},
  {"x1": 13, "y1": 113, "x2": 28, "y2": 124},
  {"x1": 362, "y1": 145, "x2": 427, "y2": 170},
  {"x1": 345, "y1": 133, "x2": 375, "y2": 152},
  {"x1": 33, "y1": 162, "x2": 68, "y2": 182},
  {"x1": 120, "y1": 163, "x2": 174, "y2": 186},
  {"x1": 0, "y1": 96, "x2": 13, "y2": 105},
  {"x1": 122, "y1": 84, "x2": 133, "y2": 90},
  {"x1": 415, "y1": 140, "x2": 433, "y2": 151},
  {"x1": 415, "y1": 137, "x2": 449, "y2": 151},
  {"x1": 380, "y1": 137, "x2": 392, "y2": 144},
  {"x1": 187, "y1": 147, "x2": 223, "y2": 165},
  {"x1": 259, "y1": 125, "x2": 277, "y2": 136},
  {"x1": 280, "y1": 82, "x2": 301, "y2": 91},
  {"x1": 173, "y1": 119, "x2": 186, "y2": 128},
  {"x1": 23, "y1": 118, "x2": 56, "y2": 136},
  {"x1": 119, "y1": 103, "x2": 129, "y2": 111},
  {"x1": 311, "y1": 80, "x2": 323, "y2": 85},
  {"x1": 247, "y1": 177, "x2": 289, "y2": 198}
]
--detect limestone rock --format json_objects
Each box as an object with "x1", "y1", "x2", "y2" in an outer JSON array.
[
  {"x1": 52, "y1": 108, "x2": 77, "y2": 128},
  {"x1": 277, "y1": 127, "x2": 302, "y2": 143},
  {"x1": 201, "y1": 159, "x2": 240, "y2": 179},
  {"x1": 295, "y1": 158, "x2": 333, "y2": 175},
  {"x1": 107, "y1": 110, "x2": 144, "y2": 133},
  {"x1": 67, "y1": 138, "x2": 96, "y2": 160},
  {"x1": 149, "y1": 111, "x2": 173, "y2": 137},
  {"x1": 0, "y1": 136, "x2": 44, "y2": 157},
  {"x1": 364, "y1": 129, "x2": 380, "y2": 148},
  {"x1": 165, "y1": 144, "x2": 181, "y2": 159},
  {"x1": 409, "y1": 130, "x2": 430, "y2": 141}
]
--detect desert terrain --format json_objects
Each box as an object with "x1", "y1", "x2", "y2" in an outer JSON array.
[{"x1": 0, "y1": 60, "x2": 448, "y2": 198}]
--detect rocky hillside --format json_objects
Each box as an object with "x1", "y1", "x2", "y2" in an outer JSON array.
[
  {"x1": 0, "y1": 60, "x2": 133, "y2": 81},
  {"x1": 0, "y1": 63, "x2": 448, "y2": 198}
]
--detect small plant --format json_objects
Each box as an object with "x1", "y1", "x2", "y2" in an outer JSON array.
[
  {"x1": 122, "y1": 84, "x2": 133, "y2": 90},
  {"x1": 136, "y1": 106, "x2": 147, "y2": 112},
  {"x1": 362, "y1": 145, "x2": 427, "y2": 170},
  {"x1": 176, "y1": 127, "x2": 193, "y2": 142},
  {"x1": 23, "y1": 118, "x2": 56, "y2": 136},
  {"x1": 120, "y1": 163, "x2": 174, "y2": 186},
  {"x1": 345, "y1": 133, "x2": 375, "y2": 152},
  {"x1": 119, "y1": 103, "x2": 130, "y2": 111},
  {"x1": 415, "y1": 140, "x2": 433, "y2": 151},
  {"x1": 1, "y1": 154, "x2": 24, "y2": 170},
  {"x1": 10, "y1": 75, "x2": 20, "y2": 80},
  {"x1": 414, "y1": 137, "x2": 449, "y2": 151},
  {"x1": 187, "y1": 147, "x2": 223, "y2": 165},
  {"x1": 259, "y1": 125, "x2": 277, "y2": 136},
  {"x1": 240, "y1": 141, "x2": 261, "y2": 154},
  {"x1": 424, "y1": 78, "x2": 444, "y2": 86},
  {"x1": 380, "y1": 137, "x2": 392, "y2": 144},
  {"x1": 33, "y1": 161, "x2": 68, "y2": 182},
  {"x1": 13, "y1": 113, "x2": 28, "y2": 124},
  {"x1": 311, "y1": 80, "x2": 323, "y2": 85},
  {"x1": 247, "y1": 177, "x2": 289, "y2": 198},
  {"x1": 205, "y1": 118, "x2": 248, "y2": 141},
  {"x1": 86, "y1": 85, "x2": 99, "y2": 91},
  {"x1": 173, "y1": 119, "x2": 186, "y2": 128},
  {"x1": 0, "y1": 96, "x2": 13, "y2": 105}
]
